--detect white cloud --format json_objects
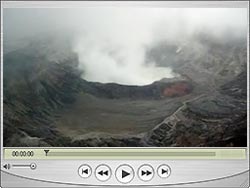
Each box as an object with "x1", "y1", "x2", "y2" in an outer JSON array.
[{"x1": 4, "y1": 7, "x2": 247, "y2": 85}]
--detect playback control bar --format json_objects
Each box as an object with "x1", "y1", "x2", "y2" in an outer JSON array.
[
  {"x1": 3, "y1": 148, "x2": 247, "y2": 160},
  {"x1": 77, "y1": 163, "x2": 171, "y2": 183},
  {"x1": 1, "y1": 160, "x2": 248, "y2": 186}
]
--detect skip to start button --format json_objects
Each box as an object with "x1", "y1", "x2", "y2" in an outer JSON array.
[{"x1": 78, "y1": 164, "x2": 91, "y2": 178}]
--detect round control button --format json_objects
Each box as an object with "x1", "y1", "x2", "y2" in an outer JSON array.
[
  {"x1": 30, "y1": 163, "x2": 37, "y2": 170},
  {"x1": 95, "y1": 164, "x2": 112, "y2": 182},
  {"x1": 78, "y1": 164, "x2": 92, "y2": 178},
  {"x1": 157, "y1": 164, "x2": 171, "y2": 178},
  {"x1": 138, "y1": 164, "x2": 154, "y2": 181},
  {"x1": 115, "y1": 164, "x2": 134, "y2": 184}
]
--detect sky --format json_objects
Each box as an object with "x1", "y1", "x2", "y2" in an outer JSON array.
[{"x1": 3, "y1": 7, "x2": 248, "y2": 85}]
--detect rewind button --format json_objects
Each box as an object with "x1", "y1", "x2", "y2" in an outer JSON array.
[
  {"x1": 98, "y1": 170, "x2": 109, "y2": 176},
  {"x1": 95, "y1": 164, "x2": 111, "y2": 181}
]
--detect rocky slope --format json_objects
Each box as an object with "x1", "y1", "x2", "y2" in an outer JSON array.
[{"x1": 3, "y1": 47, "x2": 193, "y2": 147}]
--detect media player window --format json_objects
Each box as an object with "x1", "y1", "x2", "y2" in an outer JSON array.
[{"x1": 1, "y1": 1, "x2": 249, "y2": 187}]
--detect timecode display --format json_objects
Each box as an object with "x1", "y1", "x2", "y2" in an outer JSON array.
[{"x1": 12, "y1": 150, "x2": 34, "y2": 157}]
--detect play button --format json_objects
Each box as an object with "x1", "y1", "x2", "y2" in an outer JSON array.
[
  {"x1": 122, "y1": 170, "x2": 130, "y2": 178},
  {"x1": 116, "y1": 164, "x2": 134, "y2": 184}
]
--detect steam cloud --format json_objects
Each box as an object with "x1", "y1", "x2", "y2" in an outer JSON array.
[{"x1": 4, "y1": 7, "x2": 247, "y2": 85}]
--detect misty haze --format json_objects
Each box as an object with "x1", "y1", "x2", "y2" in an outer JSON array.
[{"x1": 3, "y1": 7, "x2": 247, "y2": 147}]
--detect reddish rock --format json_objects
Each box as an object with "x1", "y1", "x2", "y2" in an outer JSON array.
[{"x1": 163, "y1": 82, "x2": 192, "y2": 97}]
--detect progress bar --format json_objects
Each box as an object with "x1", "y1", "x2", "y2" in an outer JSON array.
[
  {"x1": 47, "y1": 151, "x2": 216, "y2": 157},
  {"x1": 3, "y1": 148, "x2": 246, "y2": 160}
]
